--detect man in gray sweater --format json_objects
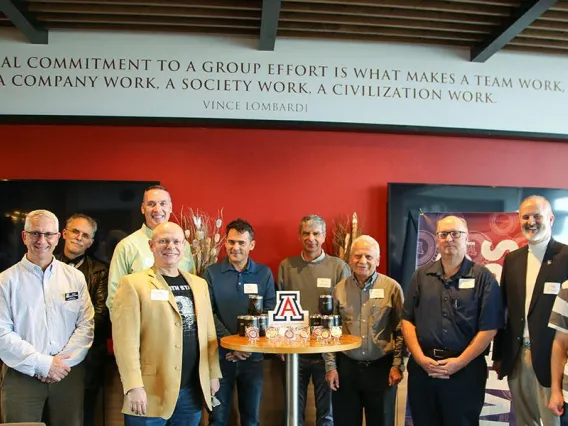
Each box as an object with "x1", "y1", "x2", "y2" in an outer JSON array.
[{"x1": 278, "y1": 214, "x2": 350, "y2": 426}]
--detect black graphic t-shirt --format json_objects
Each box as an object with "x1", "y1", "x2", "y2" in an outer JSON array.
[{"x1": 163, "y1": 274, "x2": 199, "y2": 388}]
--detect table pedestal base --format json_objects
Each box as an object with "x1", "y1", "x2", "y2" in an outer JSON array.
[{"x1": 285, "y1": 353, "x2": 299, "y2": 426}]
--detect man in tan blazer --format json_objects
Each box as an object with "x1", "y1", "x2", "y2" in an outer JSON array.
[{"x1": 112, "y1": 222, "x2": 221, "y2": 426}]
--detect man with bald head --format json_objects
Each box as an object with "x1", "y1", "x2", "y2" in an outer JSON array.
[
  {"x1": 493, "y1": 196, "x2": 568, "y2": 426},
  {"x1": 112, "y1": 222, "x2": 221, "y2": 426},
  {"x1": 402, "y1": 215, "x2": 503, "y2": 426},
  {"x1": 107, "y1": 185, "x2": 195, "y2": 311},
  {"x1": 324, "y1": 235, "x2": 404, "y2": 426}
]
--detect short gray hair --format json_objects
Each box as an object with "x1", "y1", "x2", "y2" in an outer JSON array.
[
  {"x1": 25, "y1": 209, "x2": 59, "y2": 231},
  {"x1": 351, "y1": 235, "x2": 380, "y2": 255},
  {"x1": 66, "y1": 213, "x2": 98, "y2": 235},
  {"x1": 299, "y1": 214, "x2": 326, "y2": 234}
]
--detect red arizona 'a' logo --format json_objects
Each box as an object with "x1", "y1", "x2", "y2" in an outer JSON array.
[{"x1": 269, "y1": 291, "x2": 308, "y2": 325}]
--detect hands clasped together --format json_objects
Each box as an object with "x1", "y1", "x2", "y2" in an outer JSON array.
[{"x1": 36, "y1": 354, "x2": 71, "y2": 384}]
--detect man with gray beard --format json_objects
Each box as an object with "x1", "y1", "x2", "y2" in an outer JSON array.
[{"x1": 493, "y1": 195, "x2": 568, "y2": 426}]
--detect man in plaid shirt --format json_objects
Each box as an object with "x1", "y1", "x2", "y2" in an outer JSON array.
[{"x1": 547, "y1": 282, "x2": 568, "y2": 425}]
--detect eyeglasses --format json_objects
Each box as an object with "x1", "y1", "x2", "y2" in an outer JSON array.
[
  {"x1": 436, "y1": 231, "x2": 467, "y2": 239},
  {"x1": 66, "y1": 228, "x2": 93, "y2": 241},
  {"x1": 155, "y1": 239, "x2": 184, "y2": 247},
  {"x1": 25, "y1": 231, "x2": 59, "y2": 240}
]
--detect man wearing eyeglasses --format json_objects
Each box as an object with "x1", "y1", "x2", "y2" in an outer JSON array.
[
  {"x1": 112, "y1": 221, "x2": 221, "y2": 426},
  {"x1": 107, "y1": 185, "x2": 195, "y2": 311},
  {"x1": 56, "y1": 214, "x2": 109, "y2": 426},
  {"x1": 493, "y1": 196, "x2": 568, "y2": 426},
  {"x1": 0, "y1": 209, "x2": 94, "y2": 426},
  {"x1": 402, "y1": 215, "x2": 503, "y2": 426}
]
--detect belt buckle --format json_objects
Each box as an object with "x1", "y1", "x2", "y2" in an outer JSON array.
[
  {"x1": 432, "y1": 349, "x2": 444, "y2": 359},
  {"x1": 358, "y1": 360, "x2": 371, "y2": 367}
]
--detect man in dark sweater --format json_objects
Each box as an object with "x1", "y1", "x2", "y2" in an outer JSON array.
[
  {"x1": 278, "y1": 214, "x2": 351, "y2": 426},
  {"x1": 205, "y1": 219, "x2": 276, "y2": 426},
  {"x1": 57, "y1": 214, "x2": 109, "y2": 426}
]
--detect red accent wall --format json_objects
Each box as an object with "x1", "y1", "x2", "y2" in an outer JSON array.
[{"x1": 1, "y1": 124, "x2": 567, "y2": 274}]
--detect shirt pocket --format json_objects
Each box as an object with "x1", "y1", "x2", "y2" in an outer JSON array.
[
  {"x1": 454, "y1": 290, "x2": 479, "y2": 323},
  {"x1": 62, "y1": 299, "x2": 81, "y2": 314},
  {"x1": 370, "y1": 304, "x2": 393, "y2": 340}
]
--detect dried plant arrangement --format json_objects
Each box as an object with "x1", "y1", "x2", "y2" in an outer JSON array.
[
  {"x1": 329, "y1": 212, "x2": 362, "y2": 262},
  {"x1": 173, "y1": 207, "x2": 225, "y2": 277}
]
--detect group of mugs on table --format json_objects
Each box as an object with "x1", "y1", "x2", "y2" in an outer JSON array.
[{"x1": 237, "y1": 295, "x2": 343, "y2": 343}]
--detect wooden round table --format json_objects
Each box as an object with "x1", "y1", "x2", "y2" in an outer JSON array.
[{"x1": 220, "y1": 334, "x2": 362, "y2": 426}]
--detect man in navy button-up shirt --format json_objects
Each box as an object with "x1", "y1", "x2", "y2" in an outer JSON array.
[
  {"x1": 204, "y1": 218, "x2": 276, "y2": 426},
  {"x1": 402, "y1": 215, "x2": 503, "y2": 426}
]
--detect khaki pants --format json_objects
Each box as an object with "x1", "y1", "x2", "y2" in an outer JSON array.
[
  {"x1": 1, "y1": 363, "x2": 85, "y2": 426},
  {"x1": 508, "y1": 347, "x2": 560, "y2": 426}
]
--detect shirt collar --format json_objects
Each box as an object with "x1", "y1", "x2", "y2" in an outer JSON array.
[
  {"x1": 220, "y1": 257, "x2": 256, "y2": 273},
  {"x1": 528, "y1": 237, "x2": 550, "y2": 255},
  {"x1": 142, "y1": 223, "x2": 153, "y2": 238},
  {"x1": 21, "y1": 254, "x2": 56, "y2": 274},
  {"x1": 301, "y1": 250, "x2": 326, "y2": 263},
  {"x1": 425, "y1": 257, "x2": 474, "y2": 280},
  {"x1": 58, "y1": 253, "x2": 85, "y2": 267},
  {"x1": 353, "y1": 271, "x2": 378, "y2": 290}
]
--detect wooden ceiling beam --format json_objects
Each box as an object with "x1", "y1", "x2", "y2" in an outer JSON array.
[
  {"x1": 284, "y1": 0, "x2": 513, "y2": 16},
  {"x1": 509, "y1": 36, "x2": 568, "y2": 47},
  {"x1": 0, "y1": 0, "x2": 48, "y2": 43},
  {"x1": 504, "y1": 43, "x2": 568, "y2": 54},
  {"x1": 277, "y1": 29, "x2": 474, "y2": 47},
  {"x1": 279, "y1": 12, "x2": 490, "y2": 34},
  {"x1": 530, "y1": 19, "x2": 568, "y2": 30},
  {"x1": 259, "y1": 0, "x2": 281, "y2": 50},
  {"x1": 470, "y1": 0, "x2": 558, "y2": 61},
  {"x1": 519, "y1": 27, "x2": 568, "y2": 39},
  {"x1": 277, "y1": 21, "x2": 482, "y2": 42},
  {"x1": 27, "y1": 3, "x2": 261, "y2": 19},
  {"x1": 539, "y1": 9, "x2": 568, "y2": 21},
  {"x1": 26, "y1": 0, "x2": 261, "y2": 10},
  {"x1": 442, "y1": 0, "x2": 519, "y2": 5},
  {"x1": 45, "y1": 21, "x2": 260, "y2": 35},
  {"x1": 35, "y1": 13, "x2": 259, "y2": 28},
  {"x1": 281, "y1": 3, "x2": 504, "y2": 25}
]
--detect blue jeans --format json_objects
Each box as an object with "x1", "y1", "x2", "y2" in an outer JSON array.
[
  {"x1": 124, "y1": 387, "x2": 202, "y2": 426},
  {"x1": 209, "y1": 355, "x2": 264, "y2": 426},
  {"x1": 298, "y1": 355, "x2": 333, "y2": 426}
]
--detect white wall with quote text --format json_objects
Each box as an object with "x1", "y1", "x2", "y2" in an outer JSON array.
[{"x1": 0, "y1": 29, "x2": 567, "y2": 135}]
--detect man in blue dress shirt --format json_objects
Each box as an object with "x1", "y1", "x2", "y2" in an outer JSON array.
[
  {"x1": 0, "y1": 209, "x2": 94, "y2": 426},
  {"x1": 205, "y1": 218, "x2": 276, "y2": 426}
]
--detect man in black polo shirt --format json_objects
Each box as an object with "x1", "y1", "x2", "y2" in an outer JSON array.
[{"x1": 401, "y1": 215, "x2": 503, "y2": 426}]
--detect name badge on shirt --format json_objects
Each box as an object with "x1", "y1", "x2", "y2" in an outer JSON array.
[
  {"x1": 459, "y1": 279, "x2": 475, "y2": 289},
  {"x1": 151, "y1": 289, "x2": 169, "y2": 301},
  {"x1": 317, "y1": 278, "x2": 331, "y2": 288},
  {"x1": 64, "y1": 292, "x2": 79, "y2": 301},
  {"x1": 244, "y1": 283, "x2": 258, "y2": 294},
  {"x1": 544, "y1": 282, "x2": 561, "y2": 295},
  {"x1": 370, "y1": 289, "x2": 385, "y2": 299}
]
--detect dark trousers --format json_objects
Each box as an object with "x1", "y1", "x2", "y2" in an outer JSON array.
[
  {"x1": 83, "y1": 344, "x2": 107, "y2": 426},
  {"x1": 298, "y1": 355, "x2": 332, "y2": 426},
  {"x1": 332, "y1": 353, "x2": 395, "y2": 426},
  {"x1": 209, "y1": 356, "x2": 264, "y2": 426},
  {"x1": 407, "y1": 355, "x2": 487, "y2": 426},
  {"x1": 562, "y1": 405, "x2": 568, "y2": 426},
  {"x1": 0, "y1": 363, "x2": 85, "y2": 426}
]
